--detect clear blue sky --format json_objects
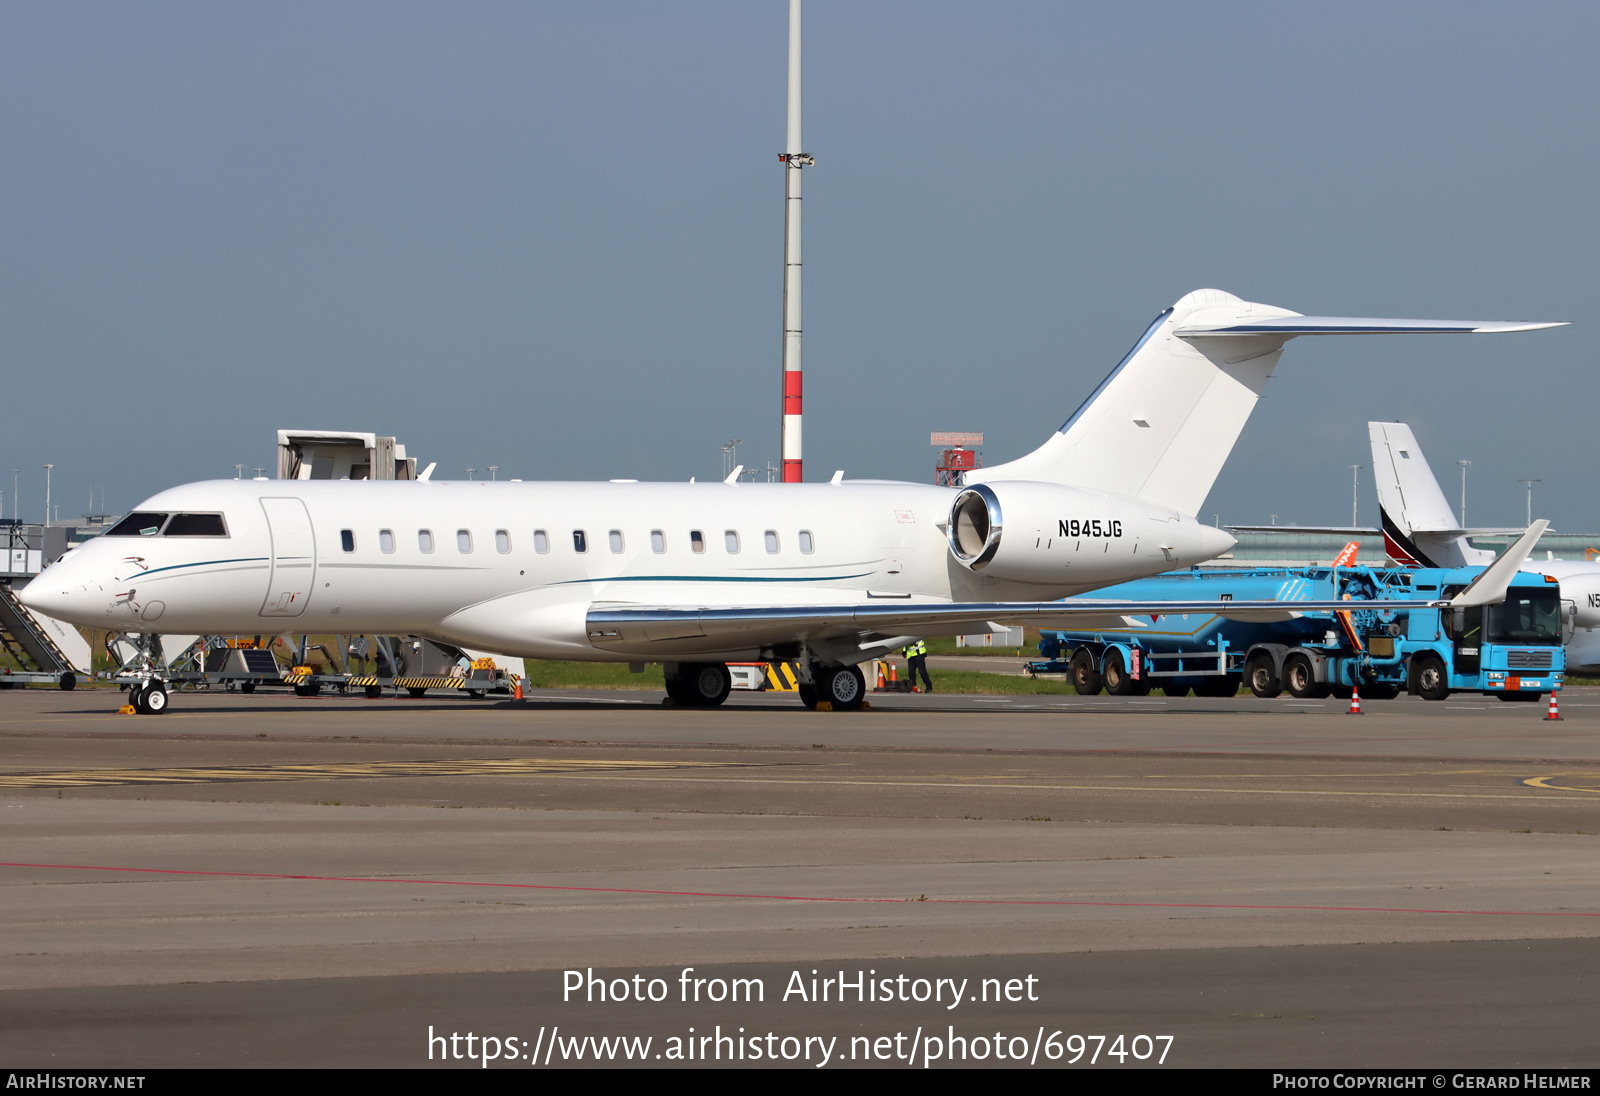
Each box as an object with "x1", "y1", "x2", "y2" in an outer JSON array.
[{"x1": 3, "y1": 2, "x2": 1594, "y2": 530}]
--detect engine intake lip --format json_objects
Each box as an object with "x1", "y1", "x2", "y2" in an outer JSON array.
[{"x1": 949, "y1": 484, "x2": 1003, "y2": 569}]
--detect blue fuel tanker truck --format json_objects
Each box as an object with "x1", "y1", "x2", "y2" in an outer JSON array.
[{"x1": 1029, "y1": 563, "x2": 1565, "y2": 701}]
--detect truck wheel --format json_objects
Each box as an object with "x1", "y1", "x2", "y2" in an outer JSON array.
[
  {"x1": 1246, "y1": 654, "x2": 1281, "y2": 698},
  {"x1": 1412, "y1": 656, "x2": 1450, "y2": 701},
  {"x1": 1283, "y1": 655, "x2": 1327, "y2": 699},
  {"x1": 1160, "y1": 680, "x2": 1192, "y2": 698},
  {"x1": 1069, "y1": 649, "x2": 1103, "y2": 696},
  {"x1": 1104, "y1": 651, "x2": 1144, "y2": 696}
]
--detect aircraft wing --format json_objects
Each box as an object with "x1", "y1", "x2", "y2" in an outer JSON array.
[{"x1": 584, "y1": 597, "x2": 1446, "y2": 655}]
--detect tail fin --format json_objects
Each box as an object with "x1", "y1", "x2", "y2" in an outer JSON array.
[
  {"x1": 966, "y1": 289, "x2": 1564, "y2": 517},
  {"x1": 1367, "y1": 421, "x2": 1495, "y2": 568}
]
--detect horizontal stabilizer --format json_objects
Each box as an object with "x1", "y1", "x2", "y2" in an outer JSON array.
[{"x1": 1177, "y1": 317, "x2": 1568, "y2": 338}]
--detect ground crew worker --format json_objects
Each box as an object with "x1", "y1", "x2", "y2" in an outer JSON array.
[{"x1": 903, "y1": 639, "x2": 932, "y2": 693}]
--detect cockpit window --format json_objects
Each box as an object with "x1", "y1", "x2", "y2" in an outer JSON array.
[
  {"x1": 106, "y1": 512, "x2": 169, "y2": 537},
  {"x1": 163, "y1": 513, "x2": 228, "y2": 537}
]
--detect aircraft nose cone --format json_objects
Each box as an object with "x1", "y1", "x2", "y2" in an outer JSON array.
[
  {"x1": 17, "y1": 575, "x2": 66, "y2": 616},
  {"x1": 17, "y1": 558, "x2": 91, "y2": 624}
]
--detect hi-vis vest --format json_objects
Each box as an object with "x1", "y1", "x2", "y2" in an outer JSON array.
[{"x1": 903, "y1": 640, "x2": 927, "y2": 658}]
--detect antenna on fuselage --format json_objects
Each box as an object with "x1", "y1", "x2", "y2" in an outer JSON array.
[{"x1": 778, "y1": 0, "x2": 811, "y2": 483}]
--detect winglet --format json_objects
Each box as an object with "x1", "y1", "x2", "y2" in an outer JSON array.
[
  {"x1": 1450, "y1": 520, "x2": 1549, "y2": 608},
  {"x1": 418, "y1": 462, "x2": 437, "y2": 482}
]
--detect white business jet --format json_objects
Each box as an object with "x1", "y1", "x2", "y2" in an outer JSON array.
[
  {"x1": 1369, "y1": 420, "x2": 1600, "y2": 672},
  {"x1": 23, "y1": 289, "x2": 1563, "y2": 713}
]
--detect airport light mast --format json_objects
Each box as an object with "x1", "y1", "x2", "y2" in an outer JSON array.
[{"x1": 779, "y1": 0, "x2": 812, "y2": 483}]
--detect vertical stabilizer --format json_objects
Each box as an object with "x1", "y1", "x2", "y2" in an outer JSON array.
[
  {"x1": 967, "y1": 290, "x2": 1294, "y2": 514},
  {"x1": 967, "y1": 290, "x2": 1562, "y2": 519},
  {"x1": 1368, "y1": 421, "x2": 1493, "y2": 567}
]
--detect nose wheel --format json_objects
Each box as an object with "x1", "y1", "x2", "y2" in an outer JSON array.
[{"x1": 128, "y1": 680, "x2": 169, "y2": 715}]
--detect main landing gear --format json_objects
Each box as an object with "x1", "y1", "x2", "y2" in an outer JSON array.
[
  {"x1": 797, "y1": 664, "x2": 866, "y2": 711},
  {"x1": 664, "y1": 662, "x2": 732, "y2": 707}
]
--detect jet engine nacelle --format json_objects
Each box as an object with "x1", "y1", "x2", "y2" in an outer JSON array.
[{"x1": 946, "y1": 481, "x2": 1233, "y2": 586}]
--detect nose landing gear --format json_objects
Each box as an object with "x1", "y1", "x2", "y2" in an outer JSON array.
[{"x1": 128, "y1": 679, "x2": 169, "y2": 715}]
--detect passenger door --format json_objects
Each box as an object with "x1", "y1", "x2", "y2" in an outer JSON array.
[{"x1": 260, "y1": 497, "x2": 317, "y2": 617}]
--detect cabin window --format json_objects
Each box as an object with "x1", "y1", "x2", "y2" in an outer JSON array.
[
  {"x1": 340, "y1": 529, "x2": 355, "y2": 553},
  {"x1": 533, "y1": 530, "x2": 549, "y2": 554},
  {"x1": 106, "y1": 512, "x2": 168, "y2": 537},
  {"x1": 690, "y1": 530, "x2": 705, "y2": 554},
  {"x1": 609, "y1": 530, "x2": 624, "y2": 553},
  {"x1": 725, "y1": 530, "x2": 740, "y2": 554},
  {"x1": 495, "y1": 530, "x2": 510, "y2": 554},
  {"x1": 457, "y1": 529, "x2": 472, "y2": 554},
  {"x1": 379, "y1": 529, "x2": 395, "y2": 554},
  {"x1": 418, "y1": 530, "x2": 434, "y2": 554},
  {"x1": 163, "y1": 513, "x2": 228, "y2": 537},
  {"x1": 764, "y1": 530, "x2": 779, "y2": 554},
  {"x1": 799, "y1": 530, "x2": 814, "y2": 554},
  {"x1": 573, "y1": 530, "x2": 588, "y2": 553},
  {"x1": 651, "y1": 530, "x2": 666, "y2": 554}
]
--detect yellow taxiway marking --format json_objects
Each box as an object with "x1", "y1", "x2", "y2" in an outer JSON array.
[
  {"x1": 522, "y1": 774, "x2": 1600, "y2": 802},
  {"x1": 0, "y1": 757, "x2": 743, "y2": 789},
  {"x1": 1522, "y1": 775, "x2": 1600, "y2": 795}
]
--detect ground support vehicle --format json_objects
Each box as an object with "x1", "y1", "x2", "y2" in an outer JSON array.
[{"x1": 1028, "y1": 564, "x2": 1566, "y2": 702}]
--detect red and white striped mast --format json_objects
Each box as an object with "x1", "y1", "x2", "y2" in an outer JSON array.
[{"x1": 779, "y1": 0, "x2": 812, "y2": 483}]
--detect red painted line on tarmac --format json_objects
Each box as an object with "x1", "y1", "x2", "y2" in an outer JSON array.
[{"x1": 3, "y1": 861, "x2": 1595, "y2": 918}]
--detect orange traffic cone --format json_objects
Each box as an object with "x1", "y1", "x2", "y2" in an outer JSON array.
[
  {"x1": 875, "y1": 662, "x2": 885, "y2": 689},
  {"x1": 1546, "y1": 692, "x2": 1562, "y2": 721},
  {"x1": 513, "y1": 676, "x2": 524, "y2": 701},
  {"x1": 1348, "y1": 683, "x2": 1363, "y2": 715}
]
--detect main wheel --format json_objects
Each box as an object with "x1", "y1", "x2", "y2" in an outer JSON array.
[
  {"x1": 1069, "y1": 649, "x2": 1103, "y2": 696},
  {"x1": 1411, "y1": 656, "x2": 1450, "y2": 701},
  {"x1": 820, "y1": 665, "x2": 866, "y2": 711},
  {"x1": 668, "y1": 663, "x2": 731, "y2": 707},
  {"x1": 1246, "y1": 654, "x2": 1282, "y2": 698},
  {"x1": 797, "y1": 681, "x2": 820, "y2": 710},
  {"x1": 1283, "y1": 654, "x2": 1328, "y2": 699},
  {"x1": 688, "y1": 663, "x2": 731, "y2": 706}
]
